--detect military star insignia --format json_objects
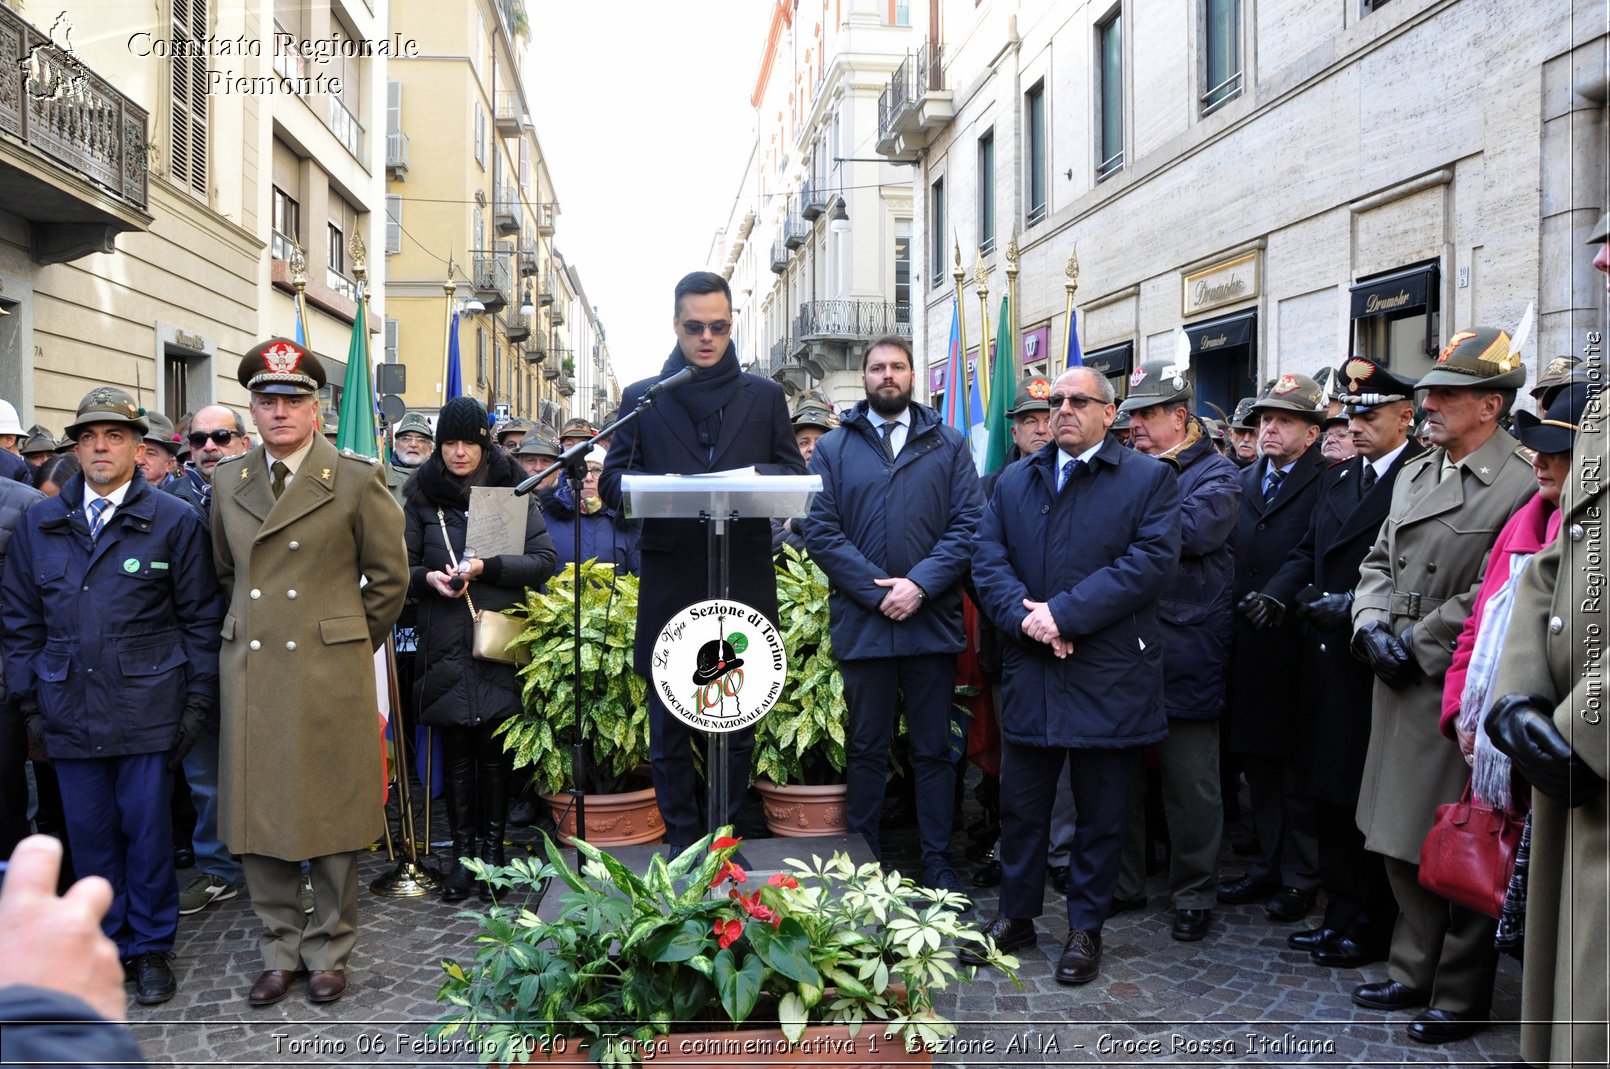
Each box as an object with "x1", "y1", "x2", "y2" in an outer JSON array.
[
  {"x1": 321, "y1": 468, "x2": 332, "y2": 479},
  {"x1": 240, "y1": 467, "x2": 250, "y2": 480},
  {"x1": 1479, "y1": 466, "x2": 1491, "y2": 476}
]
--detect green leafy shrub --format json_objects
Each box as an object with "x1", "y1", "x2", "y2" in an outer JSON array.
[{"x1": 751, "y1": 547, "x2": 848, "y2": 786}]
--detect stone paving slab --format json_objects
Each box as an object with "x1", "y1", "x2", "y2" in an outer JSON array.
[{"x1": 124, "y1": 782, "x2": 1525, "y2": 1067}]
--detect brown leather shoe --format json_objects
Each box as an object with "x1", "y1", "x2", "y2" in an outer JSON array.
[
  {"x1": 307, "y1": 969, "x2": 347, "y2": 1004},
  {"x1": 248, "y1": 969, "x2": 296, "y2": 1007}
]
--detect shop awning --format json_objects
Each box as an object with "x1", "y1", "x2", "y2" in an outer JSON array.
[
  {"x1": 1186, "y1": 310, "x2": 1255, "y2": 353},
  {"x1": 1350, "y1": 264, "x2": 1438, "y2": 318},
  {"x1": 1082, "y1": 342, "x2": 1133, "y2": 378}
]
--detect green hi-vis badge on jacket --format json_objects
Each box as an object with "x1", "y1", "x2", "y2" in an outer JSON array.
[
  {"x1": 123, "y1": 558, "x2": 139, "y2": 572},
  {"x1": 151, "y1": 562, "x2": 169, "y2": 570}
]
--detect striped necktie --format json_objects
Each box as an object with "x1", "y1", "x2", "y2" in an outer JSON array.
[
  {"x1": 1263, "y1": 468, "x2": 1284, "y2": 506},
  {"x1": 87, "y1": 497, "x2": 112, "y2": 540}
]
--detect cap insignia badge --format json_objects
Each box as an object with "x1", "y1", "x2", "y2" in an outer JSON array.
[
  {"x1": 1028, "y1": 378, "x2": 1051, "y2": 400},
  {"x1": 1439, "y1": 331, "x2": 1478, "y2": 363},
  {"x1": 1344, "y1": 358, "x2": 1375, "y2": 394},
  {"x1": 1129, "y1": 367, "x2": 1149, "y2": 388},
  {"x1": 1272, "y1": 374, "x2": 1300, "y2": 396},
  {"x1": 262, "y1": 342, "x2": 303, "y2": 374}
]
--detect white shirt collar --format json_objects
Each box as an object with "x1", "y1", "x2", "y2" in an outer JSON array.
[{"x1": 1368, "y1": 441, "x2": 1409, "y2": 481}]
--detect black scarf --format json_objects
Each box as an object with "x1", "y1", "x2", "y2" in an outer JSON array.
[
  {"x1": 660, "y1": 345, "x2": 741, "y2": 449},
  {"x1": 404, "y1": 445, "x2": 522, "y2": 510}
]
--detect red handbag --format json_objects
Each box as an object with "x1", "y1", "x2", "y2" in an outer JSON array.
[{"x1": 1418, "y1": 783, "x2": 1524, "y2": 918}]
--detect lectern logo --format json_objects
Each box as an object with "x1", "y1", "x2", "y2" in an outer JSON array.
[
  {"x1": 651, "y1": 600, "x2": 786, "y2": 734},
  {"x1": 20, "y1": 14, "x2": 89, "y2": 103}
]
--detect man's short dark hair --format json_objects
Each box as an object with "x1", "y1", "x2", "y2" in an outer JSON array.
[
  {"x1": 863, "y1": 335, "x2": 913, "y2": 370},
  {"x1": 673, "y1": 271, "x2": 731, "y2": 314}
]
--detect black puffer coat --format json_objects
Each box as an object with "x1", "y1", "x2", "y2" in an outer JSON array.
[{"x1": 404, "y1": 448, "x2": 556, "y2": 728}]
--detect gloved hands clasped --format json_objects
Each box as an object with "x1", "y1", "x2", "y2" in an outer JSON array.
[
  {"x1": 1486, "y1": 693, "x2": 1604, "y2": 807},
  {"x1": 1353, "y1": 621, "x2": 1420, "y2": 689}
]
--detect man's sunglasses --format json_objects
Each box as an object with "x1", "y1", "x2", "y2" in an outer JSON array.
[
  {"x1": 188, "y1": 430, "x2": 242, "y2": 447},
  {"x1": 1047, "y1": 393, "x2": 1107, "y2": 410},
  {"x1": 679, "y1": 320, "x2": 732, "y2": 337}
]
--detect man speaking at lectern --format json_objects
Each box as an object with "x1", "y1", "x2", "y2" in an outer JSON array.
[{"x1": 601, "y1": 271, "x2": 806, "y2": 852}]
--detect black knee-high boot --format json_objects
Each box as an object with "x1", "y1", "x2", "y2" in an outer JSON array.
[
  {"x1": 477, "y1": 729, "x2": 510, "y2": 901},
  {"x1": 440, "y1": 728, "x2": 478, "y2": 902}
]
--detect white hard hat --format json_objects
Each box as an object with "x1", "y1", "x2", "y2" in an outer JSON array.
[{"x1": 0, "y1": 400, "x2": 25, "y2": 436}]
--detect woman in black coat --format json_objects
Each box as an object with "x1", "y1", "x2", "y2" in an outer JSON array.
[{"x1": 404, "y1": 397, "x2": 556, "y2": 900}]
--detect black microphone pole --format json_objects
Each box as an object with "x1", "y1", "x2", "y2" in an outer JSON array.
[{"x1": 514, "y1": 363, "x2": 696, "y2": 845}]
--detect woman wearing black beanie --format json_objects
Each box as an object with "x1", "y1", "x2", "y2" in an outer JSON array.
[{"x1": 402, "y1": 396, "x2": 556, "y2": 900}]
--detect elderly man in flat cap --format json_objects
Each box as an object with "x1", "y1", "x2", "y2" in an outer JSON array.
[
  {"x1": 0, "y1": 386, "x2": 222, "y2": 1007},
  {"x1": 210, "y1": 338, "x2": 407, "y2": 1008}
]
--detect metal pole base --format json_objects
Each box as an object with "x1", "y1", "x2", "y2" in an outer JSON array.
[{"x1": 369, "y1": 858, "x2": 441, "y2": 898}]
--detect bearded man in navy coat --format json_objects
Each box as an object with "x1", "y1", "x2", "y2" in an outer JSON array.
[
  {"x1": 600, "y1": 271, "x2": 805, "y2": 851},
  {"x1": 964, "y1": 366, "x2": 1181, "y2": 986}
]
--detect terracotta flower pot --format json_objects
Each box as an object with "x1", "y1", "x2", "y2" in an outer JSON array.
[
  {"x1": 531, "y1": 1021, "x2": 933, "y2": 1065},
  {"x1": 540, "y1": 784, "x2": 664, "y2": 847},
  {"x1": 754, "y1": 778, "x2": 848, "y2": 837}
]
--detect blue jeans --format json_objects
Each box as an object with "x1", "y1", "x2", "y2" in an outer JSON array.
[{"x1": 182, "y1": 724, "x2": 242, "y2": 884}]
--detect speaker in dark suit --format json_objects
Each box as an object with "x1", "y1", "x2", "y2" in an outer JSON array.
[{"x1": 599, "y1": 272, "x2": 806, "y2": 850}]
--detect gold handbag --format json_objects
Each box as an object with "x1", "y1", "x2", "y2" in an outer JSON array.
[{"x1": 438, "y1": 509, "x2": 531, "y2": 667}]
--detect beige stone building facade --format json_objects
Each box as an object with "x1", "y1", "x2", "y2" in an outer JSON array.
[
  {"x1": 882, "y1": 0, "x2": 1608, "y2": 416},
  {"x1": 1, "y1": 0, "x2": 390, "y2": 434}
]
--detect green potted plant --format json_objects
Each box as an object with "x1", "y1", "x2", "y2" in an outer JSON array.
[
  {"x1": 431, "y1": 831, "x2": 1019, "y2": 1066},
  {"x1": 498, "y1": 561, "x2": 660, "y2": 845},
  {"x1": 751, "y1": 548, "x2": 852, "y2": 835}
]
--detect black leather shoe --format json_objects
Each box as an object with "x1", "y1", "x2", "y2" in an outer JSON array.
[
  {"x1": 971, "y1": 859, "x2": 1001, "y2": 888},
  {"x1": 1107, "y1": 895, "x2": 1146, "y2": 918},
  {"x1": 1311, "y1": 935, "x2": 1387, "y2": 969},
  {"x1": 1286, "y1": 926, "x2": 1339, "y2": 952},
  {"x1": 959, "y1": 915, "x2": 1036, "y2": 966},
  {"x1": 1171, "y1": 908, "x2": 1211, "y2": 941},
  {"x1": 1352, "y1": 979, "x2": 1431, "y2": 1011},
  {"x1": 1046, "y1": 865, "x2": 1071, "y2": 895},
  {"x1": 1054, "y1": 929, "x2": 1101, "y2": 985},
  {"x1": 134, "y1": 951, "x2": 176, "y2": 1006},
  {"x1": 1407, "y1": 1007, "x2": 1488, "y2": 1044},
  {"x1": 1265, "y1": 886, "x2": 1317, "y2": 922},
  {"x1": 121, "y1": 955, "x2": 139, "y2": 983},
  {"x1": 1217, "y1": 873, "x2": 1279, "y2": 904}
]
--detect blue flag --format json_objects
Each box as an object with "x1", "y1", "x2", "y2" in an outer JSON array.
[
  {"x1": 445, "y1": 312, "x2": 464, "y2": 400},
  {"x1": 1066, "y1": 309, "x2": 1084, "y2": 371}
]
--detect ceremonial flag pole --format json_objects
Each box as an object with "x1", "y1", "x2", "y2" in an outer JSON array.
[{"x1": 1062, "y1": 245, "x2": 1083, "y2": 372}]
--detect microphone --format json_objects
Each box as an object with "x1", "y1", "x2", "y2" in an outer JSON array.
[{"x1": 645, "y1": 365, "x2": 698, "y2": 398}]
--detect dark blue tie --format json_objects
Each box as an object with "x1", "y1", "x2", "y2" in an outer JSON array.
[
  {"x1": 88, "y1": 497, "x2": 112, "y2": 540},
  {"x1": 1059, "y1": 458, "x2": 1081, "y2": 492},
  {"x1": 1263, "y1": 468, "x2": 1284, "y2": 506}
]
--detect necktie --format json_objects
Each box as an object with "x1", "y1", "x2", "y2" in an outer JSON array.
[
  {"x1": 1263, "y1": 468, "x2": 1284, "y2": 506},
  {"x1": 270, "y1": 460, "x2": 290, "y2": 500},
  {"x1": 1359, "y1": 462, "x2": 1378, "y2": 498},
  {"x1": 1058, "y1": 458, "x2": 1080, "y2": 492},
  {"x1": 87, "y1": 497, "x2": 111, "y2": 540},
  {"x1": 878, "y1": 422, "x2": 897, "y2": 464}
]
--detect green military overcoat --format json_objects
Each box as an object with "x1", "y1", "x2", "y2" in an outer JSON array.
[
  {"x1": 1352, "y1": 427, "x2": 1537, "y2": 861},
  {"x1": 211, "y1": 434, "x2": 408, "y2": 860},
  {"x1": 1493, "y1": 392, "x2": 1607, "y2": 1069}
]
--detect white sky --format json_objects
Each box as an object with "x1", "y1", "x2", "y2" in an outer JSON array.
[{"x1": 525, "y1": 1, "x2": 777, "y2": 388}]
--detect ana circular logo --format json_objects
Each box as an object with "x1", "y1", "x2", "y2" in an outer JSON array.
[{"x1": 650, "y1": 599, "x2": 787, "y2": 734}]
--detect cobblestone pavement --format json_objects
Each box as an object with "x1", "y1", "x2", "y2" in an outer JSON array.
[{"x1": 127, "y1": 777, "x2": 1524, "y2": 1067}]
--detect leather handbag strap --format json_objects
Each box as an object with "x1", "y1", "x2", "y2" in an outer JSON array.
[{"x1": 436, "y1": 508, "x2": 479, "y2": 619}]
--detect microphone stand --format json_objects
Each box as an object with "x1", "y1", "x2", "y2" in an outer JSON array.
[{"x1": 513, "y1": 374, "x2": 684, "y2": 845}]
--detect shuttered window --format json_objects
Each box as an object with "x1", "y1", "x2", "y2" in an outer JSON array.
[
  {"x1": 385, "y1": 194, "x2": 402, "y2": 254},
  {"x1": 170, "y1": 0, "x2": 209, "y2": 196}
]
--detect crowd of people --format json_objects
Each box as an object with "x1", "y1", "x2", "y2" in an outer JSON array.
[{"x1": 0, "y1": 238, "x2": 1604, "y2": 1069}]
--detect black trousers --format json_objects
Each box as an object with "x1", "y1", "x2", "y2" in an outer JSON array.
[
  {"x1": 648, "y1": 691, "x2": 753, "y2": 849},
  {"x1": 1314, "y1": 798, "x2": 1396, "y2": 944}
]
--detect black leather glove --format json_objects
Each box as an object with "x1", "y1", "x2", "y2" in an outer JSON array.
[
  {"x1": 1352, "y1": 621, "x2": 1419, "y2": 688},
  {"x1": 1296, "y1": 588, "x2": 1353, "y2": 631},
  {"x1": 167, "y1": 694, "x2": 212, "y2": 771},
  {"x1": 1236, "y1": 591, "x2": 1284, "y2": 630},
  {"x1": 1486, "y1": 693, "x2": 1604, "y2": 807},
  {"x1": 20, "y1": 698, "x2": 48, "y2": 764}
]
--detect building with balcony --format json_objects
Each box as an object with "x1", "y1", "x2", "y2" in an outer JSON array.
[
  {"x1": 2, "y1": 0, "x2": 389, "y2": 431},
  {"x1": 892, "y1": 0, "x2": 1606, "y2": 418},
  {"x1": 384, "y1": 0, "x2": 584, "y2": 430},
  {"x1": 711, "y1": 0, "x2": 921, "y2": 409}
]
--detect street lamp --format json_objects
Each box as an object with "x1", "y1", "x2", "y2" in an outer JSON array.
[
  {"x1": 519, "y1": 285, "x2": 535, "y2": 318},
  {"x1": 828, "y1": 197, "x2": 851, "y2": 234}
]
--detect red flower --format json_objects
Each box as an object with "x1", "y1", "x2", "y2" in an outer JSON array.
[
  {"x1": 709, "y1": 859, "x2": 747, "y2": 888},
  {"x1": 713, "y1": 918, "x2": 743, "y2": 949},
  {"x1": 766, "y1": 873, "x2": 799, "y2": 889},
  {"x1": 732, "y1": 889, "x2": 780, "y2": 927},
  {"x1": 711, "y1": 835, "x2": 743, "y2": 852}
]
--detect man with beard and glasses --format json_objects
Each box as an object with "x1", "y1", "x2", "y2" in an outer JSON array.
[
  {"x1": 802, "y1": 336, "x2": 982, "y2": 893},
  {"x1": 600, "y1": 271, "x2": 805, "y2": 853},
  {"x1": 386, "y1": 412, "x2": 434, "y2": 506}
]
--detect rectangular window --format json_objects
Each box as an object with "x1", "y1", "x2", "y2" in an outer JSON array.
[
  {"x1": 271, "y1": 187, "x2": 299, "y2": 260},
  {"x1": 929, "y1": 178, "x2": 945, "y2": 286},
  {"x1": 978, "y1": 129, "x2": 996, "y2": 251},
  {"x1": 475, "y1": 105, "x2": 486, "y2": 167},
  {"x1": 385, "y1": 194, "x2": 402, "y2": 255},
  {"x1": 1202, "y1": 0, "x2": 1242, "y2": 113},
  {"x1": 1025, "y1": 86, "x2": 1046, "y2": 222},
  {"x1": 894, "y1": 218, "x2": 911, "y2": 325},
  {"x1": 891, "y1": 0, "x2": 911, "y2": 25},
  {"x1": 476, "y1": 328, "x2": 487, "y2": 386},
  {"x1": 1095, "y1": 12, "x2": 1124, "y2": 180},
  {"x1": 170, "y1": 0, "x2": 209, "y2": 195}
]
